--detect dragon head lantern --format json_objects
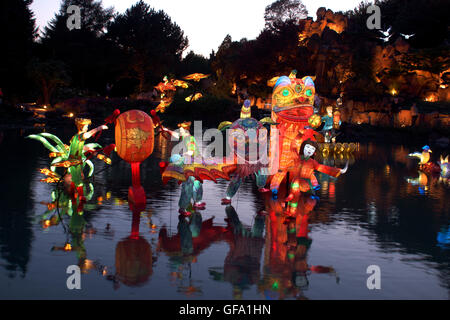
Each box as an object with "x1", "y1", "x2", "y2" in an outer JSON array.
[{"x1": 271, "y1": 75, "x2": 315, "y2": 127}]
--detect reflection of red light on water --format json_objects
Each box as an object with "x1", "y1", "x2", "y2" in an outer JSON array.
[{"x1": 329, "y1": 182, "x2": 335, "y2": 199}]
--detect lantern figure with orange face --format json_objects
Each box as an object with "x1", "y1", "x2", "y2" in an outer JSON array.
[{"x1": 115, "y1": 110, "x2": 154, "y2": 208}]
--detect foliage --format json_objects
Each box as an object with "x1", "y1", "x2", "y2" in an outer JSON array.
[
  {"x1": 0, "y1": 0, "x2": 37, "y2": 102},
  {"x1": 264, "y1": 0, "x2": 308, "y2": 31},
  {"x1": 40, "y1": 0, "x2": 116, "y2": 93},
  {"x1": 43, "y1": 0, "x2": 114, "y2": 37},
  {"x1": 106, "y1": 1, "x2": 188, "y2": 93},
  {"x1": 28, "y1": 58, "x2": 70, "y2": 105},
  {"x1": 177, "y1": 51, "x2": 211, "y2": 76}
]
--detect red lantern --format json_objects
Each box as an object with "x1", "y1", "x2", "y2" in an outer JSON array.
[
  {"x1": 115, "y1": 110, "x2": 154, "y2": 163},
  {"x1": 115, "y1": 110, "x2": 154, "y2": 204}
]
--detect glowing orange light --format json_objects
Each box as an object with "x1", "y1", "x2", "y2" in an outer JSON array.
[
  {"x1": 64, "y1": 243, "x2": 72, "y2": 251},
  {"x1": 115, "y1": 110, "x2": 154, "y2": 163},
  {"x1": 390, "y1": 88, "x2": 397, "y2": 96},
  {"x1": 172, "y1": 79, "x2": 189, "y2": 88},
  {"x1": 424, "y1": 94, "x2": 437, "y2": 102},
  {"x1": 183, "y1": 73, "x2": 210, "y2": 82},
  {"x1": 185, "y1": 93, "x2": 203, "y2": 102}
]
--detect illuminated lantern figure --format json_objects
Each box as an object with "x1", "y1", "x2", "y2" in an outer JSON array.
[
  {"x1": 115, "y1": 110, "x2": 154, "y2": 207},
  {"x1": 183, "y1": 73, "x2": 210, "y2": 82},
  {"x1": 321, "y1": 106, "x2": 335, "y2": 143},
  {"x1": 268, "y1": 73, "x2": 319, "y2": 193},
  {"x1": 240, "y1": 99, "x2": 252, "y2": 119},
  {"x1": 68, "y1": 118, "x2": 108, "y2": 203},
  {"x1": 28, "y1": 117, "x2": 109, "y2": 214},
  {"x1": 27, "y1": 118, "x2": 110, "y2": 187},
  {"x1": 408, "y1": 145, "x2": 441, "y2": 174},
  {"x1": 162, "y1": 121, "x2": 206, "y2": 215},
  {"x1": 408, "y1": 146, "x2": 446, "y2": 174},
  {"x1": 439, "y1": 155, "x2": 449, "y2": 179},
  {"x1": 408, "y1": 145, "x2": 432, "y2": 165},
  {"x1": 185, "y1": 93, "x2": 203, "y2": 102},
  {"x1": 284, "y1": 139, "x2": 348, "y2": 215},
  {"x1": 308, "y1": 114, "x2": 322, "y2": 129},
  {"x1": 333, "y1": 110, "x2": 341, "y2": 129},
  {"x1": 221, "y1": 117, "x2": 270, "y2": 204}
]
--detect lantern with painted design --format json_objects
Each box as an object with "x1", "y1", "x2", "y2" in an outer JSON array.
[
  {"x1": 115, "y1": 110, "x2": 154, "y2": 164},
  {"x1": 115, "y1": 110, "x2": 154, "y2": 206}
]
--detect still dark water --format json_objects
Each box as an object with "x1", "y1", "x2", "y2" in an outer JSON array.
[{"x1": 0, "y1": 126, "x2": 449, "y2": 300}]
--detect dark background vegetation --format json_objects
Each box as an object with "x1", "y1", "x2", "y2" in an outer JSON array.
[{"x1": 0, "y1": 0, "x2": 449, "y2": 121}]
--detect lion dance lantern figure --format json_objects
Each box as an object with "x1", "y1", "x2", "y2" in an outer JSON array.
[{"x1": 268, "y1": 73, "x2": 320, "y2": 194}]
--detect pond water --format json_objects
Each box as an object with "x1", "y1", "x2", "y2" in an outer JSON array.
[{"x1": 0, "y1": 126, "x2": 449, "y2": 300}]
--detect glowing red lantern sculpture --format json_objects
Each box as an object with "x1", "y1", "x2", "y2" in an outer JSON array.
[{"x1": 115, "y1": 110, "x2": 154, "y2": 207}]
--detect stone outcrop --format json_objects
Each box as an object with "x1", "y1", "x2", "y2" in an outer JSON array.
[{"x1": 298, "y1": 8, "x2": 347, "y2": 41}]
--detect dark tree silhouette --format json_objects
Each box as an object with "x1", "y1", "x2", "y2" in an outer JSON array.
[
  {"x1": 106, "y1": 1, "x2": 188, "y2": 93},
  {"x1": 28, "y1": 58, "x2": 70, "y2": 105},
  {"x1": 40, "y1": 0, "x2": 115, "y2": 93},
  {"x1": 0, "y1": 0, "x2": 37, "y2": 102}
]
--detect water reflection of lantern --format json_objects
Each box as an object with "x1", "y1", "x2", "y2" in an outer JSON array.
[
  {"x1": 329, "y1": 181, "x2": 336, "y2": 200},
  {"x1": 115, "y1": 211, "x2": 153, "y2": 287},
  {"x1": 114, "y1": 188, "x2": 153, "y2": 288}
]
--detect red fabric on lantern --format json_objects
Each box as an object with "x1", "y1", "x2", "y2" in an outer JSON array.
[{"x1": 115, "y1": 110, "x2": 154, "y2": 164}]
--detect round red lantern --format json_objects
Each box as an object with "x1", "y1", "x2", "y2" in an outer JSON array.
[{"x1": 115, "y1": 110, "x2": 154, "y2": 163}]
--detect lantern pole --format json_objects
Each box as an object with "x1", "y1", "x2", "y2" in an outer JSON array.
[{"x1": 131, "y1": 162, "x2": 141, "y2": 188}]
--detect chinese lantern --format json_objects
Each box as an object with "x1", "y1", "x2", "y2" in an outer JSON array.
[
  {"x1": 115, "y1": 110, "x2": 154, "y2": 207},
  {"x1": 115, "y1": 110, "x2": 154, "y2": 164}
]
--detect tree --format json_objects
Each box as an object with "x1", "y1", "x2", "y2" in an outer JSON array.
[
  {"x1": 43, "y1": 0, "x2": 114, "y2": 38},
  {"x1": 264, "y1": 0, "x2": 308, "y2": 31},
  {"x1": 178, "y1": 51, "x2": 211, "y2": 76},
  {"x1": 40, "y1": 0, "x2": 115, "y2": 92},
  {"x1": 107, "y1": 1, "x2": 188, "y2": 92},
  {"x1": 28, "y1": 58, "x2": 70, "y2": 105},
  {"x1": 0, "y1": 0, "x2": 37, "y2": 101}
]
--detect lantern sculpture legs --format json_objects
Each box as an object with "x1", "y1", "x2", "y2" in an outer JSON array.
[
  {"x1": 221, "y1": 168, "x2": 268, "y2": 204},
  {"x1": 178, "y1": 176, "x2": 205, "y2": 216}
]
